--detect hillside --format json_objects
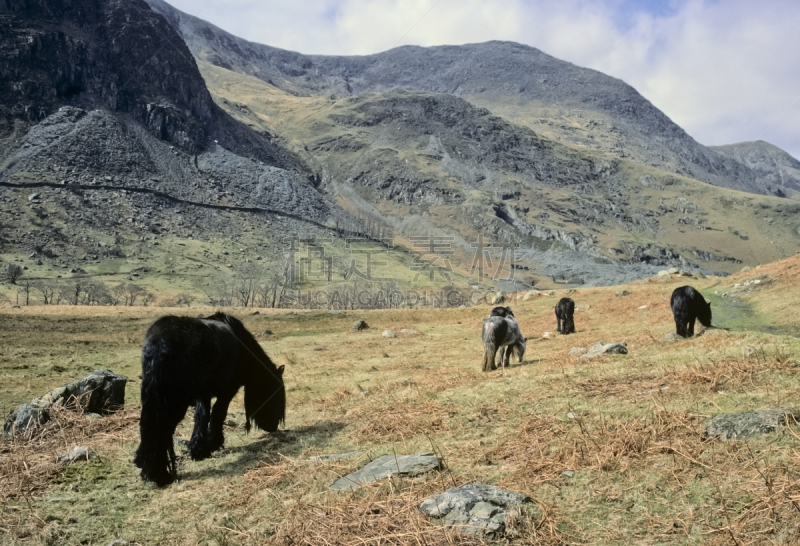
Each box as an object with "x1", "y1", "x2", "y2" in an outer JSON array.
[
  {"x1": 711, "y1": 140, "x2": 800, "y2": 196},
  {"x1": 3, "y1": 257, "x2": 800, "y2": 543},
  {"x1": 195, "y1": 60, "x2": 800, "y2": 281},
  {"x1": 145, "y1": 0, "x2": 788, "y2": 198},
  {"x1": 0, "y1": 0, "x2": 437, "y2": 302}
]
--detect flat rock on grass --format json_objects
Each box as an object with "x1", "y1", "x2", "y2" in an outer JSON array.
[
  {"x1": 579, "y1": 341, "x2": 628, "y2": 360},
  {"x1": 706, "y1": 408, "x2": 800, "y2": 440},
  {"x1": 419, "y1": 482, "x2": 531, "y2": 536},
  {"x1": 330, "y1": 453, "x2": 442, "y2": 491}
]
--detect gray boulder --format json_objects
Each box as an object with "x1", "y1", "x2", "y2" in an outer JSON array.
[
  {"x1": 330, "y1": 453, "x2": 442, "y2": 491},
  {"x1": 615, "y1": 290, "x2": 631, "y2": 297},
  {"x1": 352, "y1": 320, "x2": 369, "y2": 331},
  {"x1": 491, "y1": 292, "x2": 506, "y2": 304},
  {"x1": 419, "y1": 482, "x2": 531, "y2": 536},
  {"x1": 706, "y1": 408, "x2": 800, "y2": 440},
  {"x1": 579, "y1": 341, "x2": 628, "y2": 359},
  {"x1": 4, "y1": 370, "x2": 127, "y2": 438},
  {"x1": 382, "y1": 330, "x2": 396, "y2": 338}
]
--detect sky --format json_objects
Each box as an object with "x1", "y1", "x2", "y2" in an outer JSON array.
[{"x1": 167, "y1": 0, "x2": 799, "y2": 159}]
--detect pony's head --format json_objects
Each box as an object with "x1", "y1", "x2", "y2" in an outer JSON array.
[
  {"x1": 214, "y1": 313, "x2": 286, "y2": 432},
  {"x1": 514, "y1": 339, "x2": 526, "y2": 363}
]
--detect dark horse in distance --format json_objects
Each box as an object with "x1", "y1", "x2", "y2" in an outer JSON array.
[
  {"x1": 670, "y1": 286, "x2": 712, "y2": 338},
  {"x1": 134, "y1": 312, "x2": 285, "y2": 486},
  {"x1": 555, "y1": 297, "x2": 576, "y2": 334}
]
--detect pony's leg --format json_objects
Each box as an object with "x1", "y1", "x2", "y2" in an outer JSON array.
[
  {"x1": 188, "y1": 397, "x2": 212, "y2": 461},
  {"x1": 688, "y1": 318, "x2": 696, "y2": 337},
  {"x1": 503, "y1": 346, "x2": 511, "y2": 367},
  {"x1": 674, "y1": 317, "x2": 687, "y2": 337},
  {"x1": 208, "y1": 391, "x2": 236, "y2": 452}
]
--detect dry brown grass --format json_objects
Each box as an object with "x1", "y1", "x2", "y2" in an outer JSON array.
[{"x1": 5, "y1": 257, "x2": 800, "y2": 544}]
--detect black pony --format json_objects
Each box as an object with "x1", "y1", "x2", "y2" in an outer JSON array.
[
  {"x1": 555, "y1": 297, "x2": 575, "y2": 334},
  {"x1": 670, "y1": 286, "x2": 712, "y2": 338},
  {"x1": 134, "y1": 312, "x2": 285, "y2": 486}
]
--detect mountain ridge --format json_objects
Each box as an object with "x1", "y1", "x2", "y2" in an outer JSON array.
[{"x1": 144, "y1": 0, "x2": 795, "y2": 198}]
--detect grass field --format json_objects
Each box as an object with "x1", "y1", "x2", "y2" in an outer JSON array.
[{"x1": 2, "y1": 257, "x2": 800, "y2": 544}]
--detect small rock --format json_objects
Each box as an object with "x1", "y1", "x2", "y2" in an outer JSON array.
[
  {"x1": 28, "y1": 192, "x2": 41, "y2": 202},
  {"x1": 56, "y1": 446, "x2": 96, "y2": 464},
  {"x1": 579, "y1": 341, "x2": 628, "y2": 359},
  {"x1": 706, "y1": 408, "x2": 800, "y2": 440},
  {"x1": 561, "y1": 470, "x2": 575, "y2": 477},
  {"x1": 663, "y1": 332, "x2": 683, "y2": 341},
  {"x1": 259, "y1": 329, "x2": 273, "y2": 336},
  {"x1": 657, "y1": 270, "x2": 671, "y2": 277},
  {"x1": 491, "y1": 292, "x2": 506, "y2": 305},
  {"x1": 382, "y1": 330, "x2": 396, "y2": 338},
  {"x1": 740, "y1": 266, "x2": 752, "y2": 273},
  {"x1": 568, "y1": 347, "x2": 587, "y2": 356},
  {"x1": 541, "y1": 332, "x2": 552, "y2": 338},
  {"x1": 522, "y1": 290, "x2": 539, "y2": 301},
  {"x1": 547, "y1": 290, "x2": 555, "y2": 296},
  {"x1": 250, "y1": 311, "x2": 260, "y2": 315},
  {"x1": 352, "y1": 320, "x2": 369, "y2": 331},
  {"x1": 615, "y1": 290, "x2": 631, "y2": 297},
  {"x1": 742, "y1": 346, "x2": 756, "y2": 358},
  {"x1": 638, "y1": 305, "x2": 648, "y2": 310},
  {"x1": 668, "y1": 267, "x2": 679, "y2": 274}
]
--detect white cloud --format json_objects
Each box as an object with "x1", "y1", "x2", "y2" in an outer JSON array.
[{"x1": 168, "y1": 0, "x2": 800, "y2": 159}]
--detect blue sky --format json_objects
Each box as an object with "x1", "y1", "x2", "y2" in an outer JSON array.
[{"x1": 167, "y1": 0, "x2": 799, "y2": 160}]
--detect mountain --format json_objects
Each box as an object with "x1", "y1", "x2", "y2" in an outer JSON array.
[
  {"x1": 145, "y1": 0, "x2": 781, "y2": 198},
  {"x1": 3, "y1": 0, "x2": 800, "y2": 300},
  {"x1": 711, "y1": 141, "x2": 800, "y2": 197},
  {"x1": 0, "y1": 0, "x2": 340, "y2": 295}
]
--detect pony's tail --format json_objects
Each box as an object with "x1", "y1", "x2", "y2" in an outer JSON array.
[
  {"x1": 482, "y1": 340, "x2": 497, "y2": 372},
  {"x1": 134, "y1": 351, "x2": 178, "y2": 486}
]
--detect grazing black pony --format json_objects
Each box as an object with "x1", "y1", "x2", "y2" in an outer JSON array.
[
  {"x1": 482, "y1": 312, "x2": 526, "y2": 371},
  {"x1": 134, "y1": 312, "x2": 285, "y2": 486},
  {"x1": 670, "y1": 286, "x2": 712, "y2": 338},
  {"x1": 555, "y1": 297, "x2": 575, "y2": 334}
]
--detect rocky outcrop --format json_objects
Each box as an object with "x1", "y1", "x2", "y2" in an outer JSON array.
[
  {"x1": 419, "y1": 482, "x2": 531, "y2": 536},
  {"x1": 4, "y1": 369, "x2": 127, "y2": 438},
  {"x1": 705, "y1": 409, "x2": 800, "y2": 440},
  {"x1": 0, "y1": 0, "x2": 299, "y2": 167}
]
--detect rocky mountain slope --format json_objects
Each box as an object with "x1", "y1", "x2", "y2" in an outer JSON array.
[
  {"x1": 0, "y1": 0, "x2": 345, "y2": 288},
  {"x1": 711, "y1": 141, "x2": 800, "y2": 197},
  {"x1": 196, "y1": 55, "x2": 800, "y2": 282},
  {"x1": 145, "y1": 0, "x2": 791, "y2": 198}
]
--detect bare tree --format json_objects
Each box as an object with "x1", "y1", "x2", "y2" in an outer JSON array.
[
  {"x1": 122, "y1": 283, "x2": 145, "y2": 306},
  {"x1": 17, "y1": 280, "x2": 31, "y2": 305},
  {"x1": 5, "y1": 264, "x2": 23, "y2": 285},
  {"x1": 141, "y1": 292, "x2": 156, "y2": 307},
  {"x1": 34, "y1": 281, "x2": 56, "y2": 305},
  {"x1": 234, "y1": 262, "x2": 263, "y2": 307}
]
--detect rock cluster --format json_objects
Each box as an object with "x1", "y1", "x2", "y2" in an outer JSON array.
[
  {"x1": 418, "y1": 482, "x2": 531, "y2": 536},
  {"x1": 4, "y1": 370, "x2": 127, "y2": 438}
]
